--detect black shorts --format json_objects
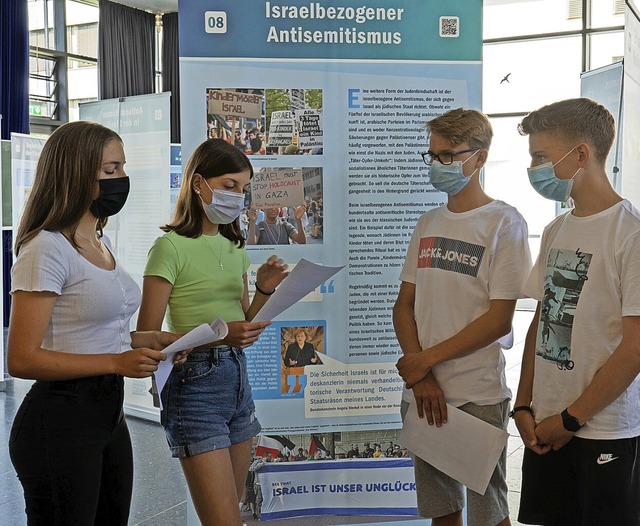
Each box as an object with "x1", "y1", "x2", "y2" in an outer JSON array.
[{"x1": 518, "y1": 436, "x2": 640, "y2": 526}]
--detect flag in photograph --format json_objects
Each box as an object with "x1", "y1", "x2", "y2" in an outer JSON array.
[
  {"x1": 270, "y1": 435, "x2": 296, "y2": 455},
  {"x1": 255, "y1": 435, "x2": 296, "y2": 458},
  {"x1": 308, "y1": 434, "x2": 329, "y2": 458}
]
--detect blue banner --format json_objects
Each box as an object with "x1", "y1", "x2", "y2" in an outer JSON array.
[
  {"x1": 180, "y1": 0, "x2": 481, "y2": 61},
  {"x1": 257, "y1": 458, "x2": 418, "y2": 520}
]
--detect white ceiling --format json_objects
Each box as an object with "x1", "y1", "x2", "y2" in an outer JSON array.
[{"x1": 111, "y1": 0, "x2": 178, "y2": 14}]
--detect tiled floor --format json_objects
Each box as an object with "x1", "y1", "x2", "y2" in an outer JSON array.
[{"x1": 0, "y1": 310, "x2": 534, "y2": 526}]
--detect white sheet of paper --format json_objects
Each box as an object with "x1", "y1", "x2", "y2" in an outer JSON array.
[
  {"x1": 252, "y1": 258, "x2": 345, "y2": 322},
  {"x1": 152, "y1": 318, "x2": 228, "y2": 409},
  {"x1": 399, "y1": 399, "x2": 509, "y2": 495}
]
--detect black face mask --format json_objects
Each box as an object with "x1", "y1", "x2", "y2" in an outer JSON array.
[{"x1": 90, "y1": 177, "x2": 130, "y2": 218}]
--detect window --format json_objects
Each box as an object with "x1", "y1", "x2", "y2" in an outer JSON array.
[
  {"x1": 29, "y1": 53, "x2": 59, "y2": 119},
  {"x1": 66, "y1": 0, "x2": 99, "y2": 58},
  {"x1": 484, "y1": 0, "x2": 582, "y2": 40},
  {"x1": 567, "y1": 0, "x2": 583, "y2": 20},
  {"x1": 589, "y1": 31, "x2": 625, "y2": 69},
  {"x1": 482, "y1": 0, "x2": 625, "y2": 262},
  {"x1": 66, "y1": 2, "x2": 99, "y2": 117},
  {"x1": 67, "y1": 23, "x2": 98, "y2": 61},
  {"x1": 591, "y1": 0, "x2": 626, "y2": 27},
  {"x1": 28, "y1": 0, "x2": 55, "y2": 50},
  {"x1": 483, "y1": 36, "x2": 583, "y2": 115},
  {"x1": 28, "y1": 0, "x2": 100, "y2": 128}
]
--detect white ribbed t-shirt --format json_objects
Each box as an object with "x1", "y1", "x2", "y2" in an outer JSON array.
[{"x1": 11, "y1": 230, "x2": 140, "y2": 354}]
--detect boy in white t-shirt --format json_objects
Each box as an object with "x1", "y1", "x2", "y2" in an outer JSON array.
[
  {"x1": 394, "y1": 108, "x2": 532, "y2": 526},
  {"x1": 514, "y1": 98, "x2": 640, "y2": 525}
]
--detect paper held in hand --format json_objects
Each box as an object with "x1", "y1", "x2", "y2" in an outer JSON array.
[
  {"x1": 399, "y1": 398, "x2": 509, "y2": 495},
  {"x1": 150, "y1": 258, "x2": 345, "y2": 409},
  {"x1": 151, "y1": 317, "x2": 228, "y2": 409},
  {"x1": 252, "y1": 258, "x2": 345, "y2": 322}
]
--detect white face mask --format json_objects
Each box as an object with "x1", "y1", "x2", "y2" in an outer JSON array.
[
  {"x1": 200, "y1": 180, "x2": 245, "y2": 224},
  {"x1": 428, "y1": 151, "x2": 480, "y2": 195}
]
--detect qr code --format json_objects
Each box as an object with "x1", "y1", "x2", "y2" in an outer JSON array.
[{"x1": 439, "y1": 16, "x2": 459, "y2": 38}]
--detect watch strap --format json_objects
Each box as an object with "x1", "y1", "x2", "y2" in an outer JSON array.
[{"x1": 561, "y1": 408, "x2": 583, "y2": 432}]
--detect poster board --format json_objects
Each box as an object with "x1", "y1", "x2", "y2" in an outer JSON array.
[
  {"x1": 180, "y1": 0, "x2": 483, "y2": 435},
  {"x1": 581, "y1": 61, "x2": 624, "y2": 191},
  {"x1": 621, "y1": 5, "x2": 640, "y2": 204},
  {"x1": 80, "y1": 93, "x2": 171, "y2": 421}
]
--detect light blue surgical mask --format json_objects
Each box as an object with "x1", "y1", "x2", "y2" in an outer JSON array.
[
  {"x1": 428, "y1": 151, "x2": 479, "y2": 195},
  {"x1": 527, "y1": 148, "x2": 580, "y2": 202},
  {"x1": 200, "y1": 181, "x2": 245, "y2": 224}
]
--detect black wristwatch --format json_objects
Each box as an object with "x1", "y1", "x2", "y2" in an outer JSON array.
[{"x1": 561, "y1": 408, "x2": 583, "y2": 432}]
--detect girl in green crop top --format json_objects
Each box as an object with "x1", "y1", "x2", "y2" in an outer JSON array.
[{"x1": 138, "y1": 138, "x2": 288, "y2": 526}]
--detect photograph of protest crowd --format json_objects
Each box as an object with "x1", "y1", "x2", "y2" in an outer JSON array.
[
  {"x1": 241, "y1": 167, "x2": 324, "y2": 245},
  {"x1": 206, "y1": 88, "x2": 324, "y2": 155}
]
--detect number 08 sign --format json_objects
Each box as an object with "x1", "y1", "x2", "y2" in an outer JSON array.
[{"x1": 205, "y1": 11, "x2": 227, "y2": 33}]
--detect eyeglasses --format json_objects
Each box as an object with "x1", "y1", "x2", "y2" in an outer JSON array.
[{"x1": 420, "y1": 148, "x2": 480, "y2": 166}]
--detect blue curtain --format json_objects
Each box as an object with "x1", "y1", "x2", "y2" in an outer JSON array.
[
  {"x1": 0, "y1": 0, "x2": 30, "y2": 139},
  {"x1": 0, "y1": 0, "x2": 29, "y2": 327}
]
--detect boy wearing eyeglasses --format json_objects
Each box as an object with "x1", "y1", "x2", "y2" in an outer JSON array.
[
  {"x1": 513, "y1": 98, "x2": 640, "y2": 526},
  {"x1": 394, "y1": 108, "x2": 531, "y2": 526}
]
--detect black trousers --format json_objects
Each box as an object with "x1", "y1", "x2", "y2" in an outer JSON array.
[{"x1": 9, "y1": 375, "x2": 133, "y2": 526}]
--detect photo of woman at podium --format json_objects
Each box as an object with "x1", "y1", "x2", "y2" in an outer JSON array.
[
  {"x1": 281, "y1": 326, "x2": 323, "y2": 394},
  {"x1": 284, "y1": 329, "x2": 320, "y2": 367}
]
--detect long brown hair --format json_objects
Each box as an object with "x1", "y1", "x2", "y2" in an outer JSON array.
[
  {"x1": 163, "y1": 138, "x2": 252, "y2": 247},
  {"x1": 15, "y1": 121, "x2": 121, "y2": 255}
]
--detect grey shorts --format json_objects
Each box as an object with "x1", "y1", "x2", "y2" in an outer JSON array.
[{"x1": 401, "y1": 399, "x2": 510, "y2": 526}]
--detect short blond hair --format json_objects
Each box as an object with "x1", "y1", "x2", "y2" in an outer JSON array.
[
  {"x1": 519, "y1": 98, "x2": 615, "y2": 165},
  {"x1": 426, "y1": 108, "x2": 493, "y2": 149}
]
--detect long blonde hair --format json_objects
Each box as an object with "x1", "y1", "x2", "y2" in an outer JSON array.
[{"x1": 15, "y1": 121, "x2": 121, "y2": 255}]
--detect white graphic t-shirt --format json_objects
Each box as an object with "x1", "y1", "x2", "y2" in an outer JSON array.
[
  {"x1": 400, "y1": 200, "x2": 531, "y2": 406},
  {"x1": 525, "y1": 200, "x2": 640, "y2": 439}
]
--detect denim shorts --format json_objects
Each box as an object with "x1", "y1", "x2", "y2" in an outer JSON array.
[{"x1": 160, "y1": 346, "x2": 261, "y2": 458}]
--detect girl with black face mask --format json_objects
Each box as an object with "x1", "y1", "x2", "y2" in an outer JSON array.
[
  {"x1": 7, "y1": 121, "x2": 182, "y2": 526},
  {"x1": 90, "y1": 175, "x2": 131, "y2": 219}
]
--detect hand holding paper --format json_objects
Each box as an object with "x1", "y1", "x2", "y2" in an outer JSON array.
[
  {"x1": 254, "y1": 255, "x2": 290, "y2": 295},
  {"x1": 221, "y1": 319, "x2": 272, "y2": 349},
  {"x1": 158, "y1": 317, "x2": 228, "y2": 357},
  {"x1": 253, "y1": 258, "x2": 345, "y2": 322},
  {"x1": 152, "y1": 318, "x2": 228, "y2": 408},
  {"x1": 399, "y1": 398, "x2": 509, "y2": 494}
]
